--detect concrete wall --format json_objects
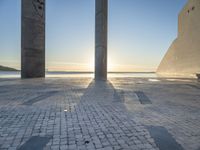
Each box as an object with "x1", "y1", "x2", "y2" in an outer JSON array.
[
  {"x1": 157, "y1": 0, "x2": 200, "y2": 78},
  {"x1": 21, "y1": 0, "x2": 45, "y2": 78}
]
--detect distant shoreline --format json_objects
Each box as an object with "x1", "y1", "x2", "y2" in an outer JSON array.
[
  {"x1": 0, "y1": 71, "x2": 157, "y2": 79},
  {"x1": 0, "y1": 65, "x2": 18, "y2": 71},
  {"x1": 47, "y1": 71, "x2": 155, "y2": 74},
  {"x1": 0, "y1": 70, "x2": 155, "y2": 74}
]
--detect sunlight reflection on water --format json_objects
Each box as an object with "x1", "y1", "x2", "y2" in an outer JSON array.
[{"x1": 0, "y1": 71, "x2": 157, "y2": 78}]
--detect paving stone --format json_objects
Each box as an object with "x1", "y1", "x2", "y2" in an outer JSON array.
[{"x1": 0, "y1": 78, "x2": 199, "y2": 150}]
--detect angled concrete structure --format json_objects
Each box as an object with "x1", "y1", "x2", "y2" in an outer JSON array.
[
  {"x1": 157, "y1": 0, "x2": 200, "y2": 77},
  {"x1": 21, "y1": 0, "x2": 45, "y2": 78},
  {"x1": 95, "y1": 0, "x2": 108, "y2": 80}
]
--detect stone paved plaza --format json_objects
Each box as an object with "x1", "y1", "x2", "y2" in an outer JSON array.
[{"x1": 0, "y1": 77, "x2": 199, "y2": 150}]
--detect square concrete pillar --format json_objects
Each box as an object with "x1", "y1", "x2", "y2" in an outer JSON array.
[
  {"x1": 21, "y1": 0, "x2": 45, "y2": 78},
  {"x1": 95, "y1": 0, "x2": 108, "y2": 80}
]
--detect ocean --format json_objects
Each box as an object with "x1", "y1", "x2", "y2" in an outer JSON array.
[{"x1": 0, "y1": 71, "x2": 157, "y2": 78}]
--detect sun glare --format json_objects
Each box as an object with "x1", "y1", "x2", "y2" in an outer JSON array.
[
  {"x1": 108, "y1": 57, "x2": 115, "y2": 72},
  {"x1": 88, "y1": 58, "x2": 94, "y2": 72},
  {"x1": 86, "y1": 57, "x2": 114, "y2": 72}
]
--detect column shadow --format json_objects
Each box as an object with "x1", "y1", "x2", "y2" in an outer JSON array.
[{"x1": 80, "y1": 80, "x2": 124, "y2": 104}]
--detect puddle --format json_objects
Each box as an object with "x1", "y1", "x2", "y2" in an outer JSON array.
[
  {"x1": 18, "y1": 136, "x2": 51, "y2": 150},
  {"x1": 22, "y1": 91, "x2": 59, "y2": 105},
  {"x1": 148, "y1": 79, "x2": 160, "y2": 82},
  {"x1": 146, "y1": 126, "x2": 183, "y2": 150},
  {"x1": 135, "y1": 91, "x2": 152, "y2": 104},
  {"x1": 167, "y1": 79, "x2": 192, "y2": 82}
]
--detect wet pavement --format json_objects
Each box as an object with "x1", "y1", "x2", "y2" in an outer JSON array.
[{"x1": 0, "y1": 77, "x2": 199, "y2": 150}]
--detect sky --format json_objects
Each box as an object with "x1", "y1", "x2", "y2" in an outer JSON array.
[{"x1": 0, "y1": 0, "x2": 187, "y2": 72}]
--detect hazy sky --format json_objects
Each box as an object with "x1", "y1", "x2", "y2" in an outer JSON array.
[{"x1": 0, "y1": 0, "x2": 187, "y2": 72}]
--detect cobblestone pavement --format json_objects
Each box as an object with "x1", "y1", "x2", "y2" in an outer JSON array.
[{"x1": 0, "y1": 77, "x2": 199, "y2": 150}]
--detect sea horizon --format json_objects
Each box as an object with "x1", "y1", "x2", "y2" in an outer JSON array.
[{"x1": 0, "y1": 70, "x2": 157, "y2": 78}]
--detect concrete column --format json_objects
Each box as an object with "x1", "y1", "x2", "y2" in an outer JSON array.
[
  {"x1": 95, "y1": 0, "x2": 108, "y2": 80},
  {"x1": 21, "y1": 0, "x2": 45, "y2": 78}
]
